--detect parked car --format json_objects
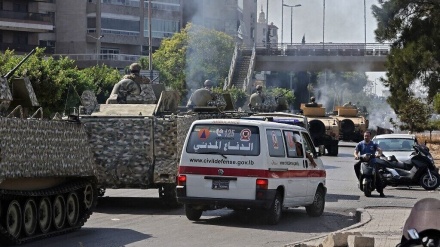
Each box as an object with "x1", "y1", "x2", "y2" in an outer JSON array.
[{"x1": 372, "y1": 134, "x2": 418, "y2": 161}]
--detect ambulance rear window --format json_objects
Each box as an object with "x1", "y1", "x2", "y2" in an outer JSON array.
[{"x1": 186, "y1": 124, "x2": 260, "y2": 156}]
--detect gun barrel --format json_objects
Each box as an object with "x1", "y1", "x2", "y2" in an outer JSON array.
[{"x1": 4, "y1": 49, "x2": 36, "y2": 79}]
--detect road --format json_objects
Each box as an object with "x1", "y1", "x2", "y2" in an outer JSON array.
[{"x1": 23, "y1": 145, "x2": 439, "y2": 247}]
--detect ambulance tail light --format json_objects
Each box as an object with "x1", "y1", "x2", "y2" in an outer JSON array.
[
  {"x1": 176, "y1": 175, "x2": 187, "y2": 198},
  {"x1": 256, "y1": 179, "x2": 268, "y2": 190},
  {"x1": 177, "y1": 175, "x2": 187, "y2": 186}
]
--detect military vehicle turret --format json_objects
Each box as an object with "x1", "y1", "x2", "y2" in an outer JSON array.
[
  {"x1": 78, "y1": 81, "x2": 249, "y2": 207},
  {"x1": 331, "y1": 105, "x2": 368, "y2": 142},
  {"x1": 300, "y1": 103, "x2": 340, "y2": 156},
  {"x1": 0, "y1": 50, "x2": 98, "y2": 245}
]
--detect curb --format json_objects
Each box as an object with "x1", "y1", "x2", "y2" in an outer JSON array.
[{"x1": 284, "y1": 208, "x2": 372, "y2": 247}]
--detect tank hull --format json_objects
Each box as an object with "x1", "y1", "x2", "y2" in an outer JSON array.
[{"x1": 0, "y1": 117, "x2": 98, "y2": 245}]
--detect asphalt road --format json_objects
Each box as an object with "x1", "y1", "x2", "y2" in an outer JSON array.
[{"x1": 22, "y1": 144, "x2": 439, "y2": 247}]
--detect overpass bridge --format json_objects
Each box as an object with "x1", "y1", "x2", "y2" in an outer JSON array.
[{"x1": 224, "y1": 43, "x2": 390, "y2": 92}]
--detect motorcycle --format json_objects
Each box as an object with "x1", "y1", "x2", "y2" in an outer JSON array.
[
  {"x1": 397, "y1": 198, "x2": 440, "y2": 247},
  {"x1": 356, "y1": 153, "x2": 385, "y2": 197},
  {"x1": 376, "y1": 144, "x2": 440, "y2": 191}
]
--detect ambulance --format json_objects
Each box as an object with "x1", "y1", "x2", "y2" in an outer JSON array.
[{"x1": 177, "y1": 118, "x2": 327, "y2": 225}]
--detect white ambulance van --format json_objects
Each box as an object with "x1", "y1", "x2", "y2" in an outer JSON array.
[{"x1": 177, "y1": 118, "x2": 327, "y2": 225}]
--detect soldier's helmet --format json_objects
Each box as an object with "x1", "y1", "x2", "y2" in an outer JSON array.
[
  {"x1": 256, "y1": 85, "x2": 263, "y2": 91},
  {"x1": 204, "y1": 80, "x2": 213, "y2": 88},
  {"x1": 129, "y1": 63, "x2": 142, "y2": 73},
  {"x1": 310, "y1": 96, "x2": 315, "y2": 102}
]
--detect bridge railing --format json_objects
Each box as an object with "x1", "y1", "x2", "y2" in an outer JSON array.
[
  {"x1": 244, "y1": 43, "x2": 256, "y2": 93},
  {"x1": 242, "y1": 43, "x2": 392, "y2": 57},
  {"x1": 224, "y1": 44, "x2": 239, "y2": 90}
]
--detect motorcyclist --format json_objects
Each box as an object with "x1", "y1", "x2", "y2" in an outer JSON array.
[{"x1": 354, "y1": 130, "x2": 385, "y2": 197}]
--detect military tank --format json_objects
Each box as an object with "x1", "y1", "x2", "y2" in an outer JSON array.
[
  {"x1": 0, "y1": 50, "x2": 98, "y2": 245},
  {"x1": 78, "y1": 81, "x2": 251, "y2": 207},
  {"x1": 300, "y1": 103, "x2": 340, "y2": 156},
  {"x1": 331, "y1": 105, "x2": 368, "y2": 142}
]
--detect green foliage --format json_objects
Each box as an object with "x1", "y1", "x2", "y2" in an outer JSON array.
[
  {"x1": 153, "y1": 23, "x2": 234, "y2": 101},
  {"x1": 433, "y1": 93, "x2": 440, "y2": 114},
  {"x1": 212, "y1": 86, "x2": 249, "y2": 108},
  {"x1": 397, "y1": 97, "x2": 432, "y2": 133},
  {"x1": 0, "y1": 48, "x2": 121, "y2": 117},
  {"x1": 266, "y1": 87, "x2": 295, "y2": 105},
  {"x1": 372, "y1": 1, "x2": 440, "y2": 113}
]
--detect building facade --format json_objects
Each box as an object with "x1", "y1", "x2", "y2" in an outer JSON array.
[{"x1": 0, "y1": 0, "x2": 257, "y2": 69}]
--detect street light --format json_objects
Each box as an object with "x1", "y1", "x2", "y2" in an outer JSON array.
[
  {"x1": 282, "y1": 4, "x2": 301, "y2": 45},
  {"x1": 87, "y1": 34, "x2": 104, "y2": 65}
]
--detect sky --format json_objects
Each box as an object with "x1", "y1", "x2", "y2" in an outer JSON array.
[{"x1": 256, "y1": 0, "x2": 386, "y2": 95}]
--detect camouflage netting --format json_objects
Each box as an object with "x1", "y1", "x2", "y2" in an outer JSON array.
[
  {"x1": 0, "y1": 117, "x2": 96, "y2": 179},
  {"x1": 81, "y1": 114, "x2": 197, "y2": 188}
]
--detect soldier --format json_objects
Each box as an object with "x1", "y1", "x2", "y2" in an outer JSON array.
[
  {"x1": 343, "y1": 101, "x2": 355, "y2": 108},
  {"x1": 187, "y1": 80, "x2": 215, "y2": 107},
  {"x1": 105, "y1": 78, "x2": 141, "y2": 104},
  {"x1": 306, "y1": 96, "x2": 318, "y2": 107},
  {"x1": 248, "y1": 85, "x2": 265, "y2": 109},
  {"x1": 123, "y1": 63, "x2": 150, "y2": 84}
]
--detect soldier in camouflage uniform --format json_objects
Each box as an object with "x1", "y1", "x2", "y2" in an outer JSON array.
[
  {"x1": 187, "y1": 80, "x2": 215, "y2": 107},
  {"x1": 123, "y1": 63, "x2": 150, "y2": 85},
  {"x1": 248, "y1": 85, "x2": 265, "y2": 109},
  {"x1": 106, "y1": 63, "x2": 156, "y2": 104}
]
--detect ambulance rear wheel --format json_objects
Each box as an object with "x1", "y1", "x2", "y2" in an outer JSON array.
[
  {"x1": 265, "y1": 192, "x2": 282, "y2": 225},
  {"x1": 184, "y1": 204, "x2": 202, "y2": 221}
]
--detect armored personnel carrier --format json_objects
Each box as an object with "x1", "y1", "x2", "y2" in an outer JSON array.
[
  {"x1": 300, "y1": 103, "x2": 340, "y2": 156},
  {"x1": 331, "y1": 105, "x2": 368, "y2": 142},
  {"x1": 0, "y1": 50, "x2": 98, "y2": 245},
  {"x1": 79, "y1": 82, "x2": 249, "y2": 207}
]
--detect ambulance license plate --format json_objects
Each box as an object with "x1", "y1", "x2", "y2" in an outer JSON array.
[{"x1": 212, "y1": 180, "x2": 229, "y2": 190}]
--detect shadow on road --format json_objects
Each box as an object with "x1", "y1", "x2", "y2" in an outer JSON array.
[
  {"x1": 193, "y1": 209, "x2": 356, "y2": 233},
  {"x1": 95, "y1": 196, "x2": 183, "y2": 215},
  {"x1": 22, "y1": 228, "x2": 150, "y2": 247},
  {"x1": 326, "y1": 193, "x2": 361, "y2": 202}
]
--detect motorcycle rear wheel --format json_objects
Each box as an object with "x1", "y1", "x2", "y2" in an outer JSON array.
[{"x1": 420, "y1": 172, "x2": 440, "y2": 190}]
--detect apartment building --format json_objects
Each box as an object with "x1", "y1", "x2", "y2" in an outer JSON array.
[{"x1": 0, "y1": 0, "x2": 257, "y2": 69}]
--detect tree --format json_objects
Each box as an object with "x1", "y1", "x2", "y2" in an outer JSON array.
[
  {"x1": 372, "y1": 1, "x2": 440, "y2": 113},
  {"x1": 0, "y1": 48, "x2": 121, "y2": 117},
  {"x1": 152, "y1": 23, "x2": 234, "y2": 103},
  {"x1": 433, "y1": 93, "x2": 440, "y2": 114},
  {"x1": 397, "y1": 97, "x2": 431, "y2": 133}
]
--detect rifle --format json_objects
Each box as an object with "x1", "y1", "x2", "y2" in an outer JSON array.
[{"x1": 3, "y1": 49, "x2": 36, "y2": 79}]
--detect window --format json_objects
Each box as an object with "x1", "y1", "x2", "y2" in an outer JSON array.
[
  {"x1": 284, "y1": 131, "x2": 303, "y2": 158},
  {"x1": 301, "y1": 132, "x2": 317, "y2": 157},
  {"x1": 267, "y1": 129, "x2": 285, "y2": 157},
  {"x1": 186, "y1": 124, "x2": 260, "y2": 156},
  {"x1": 144, "y1": 18, "x2": 179, "y2": 38}
]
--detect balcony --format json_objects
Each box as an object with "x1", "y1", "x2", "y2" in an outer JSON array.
[
  {"x1": 0, "y1": 10, "x2": 54, "y2": 32},
  {"x1": 0, "y1": 43, "x2": 54, "y2": 54}
]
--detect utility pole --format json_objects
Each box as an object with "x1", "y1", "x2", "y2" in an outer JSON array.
[
  {"x1": 148, "y1": 0, "x2": 153, "y2": 82},
  {"x1": 281, "y1": 0, "x2": 284, "y2": 44}
]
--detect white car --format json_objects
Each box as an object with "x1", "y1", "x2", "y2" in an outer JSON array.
[{"x1": 372, "y1": 134, "x2": 418, "y2": 161}]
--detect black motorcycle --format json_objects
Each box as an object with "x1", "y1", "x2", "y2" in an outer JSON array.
[
  {"x1": 397, "y1": 198, "x2": 440, "y2": 247},
  {"x1": 357, "y1": 153, "x2": 385, "y2": 197},
  {"x1": 376, "y1": 144, "x2": 440, "y2": 191}
]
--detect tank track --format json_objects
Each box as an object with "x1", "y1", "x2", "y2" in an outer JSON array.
[{"x1": 0, "y1": 179, "x2": 97, "y2": 246}]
